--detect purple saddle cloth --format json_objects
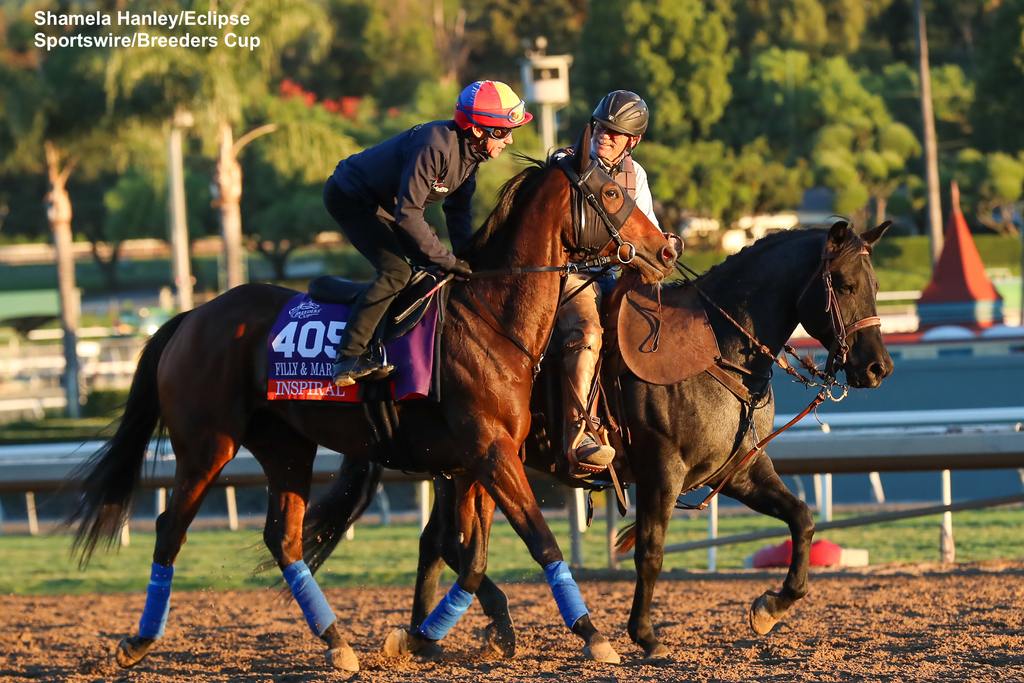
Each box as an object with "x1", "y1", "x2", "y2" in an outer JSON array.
[{"x1": 266, "y1": 292, "x2": 437, "y2": 403}]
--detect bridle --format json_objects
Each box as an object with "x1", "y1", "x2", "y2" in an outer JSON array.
[
  {"x1": 670, "y1": 233, "x2": 883, "y2": 510},
  {"x1": 456, "y1": 158, "x2": 657, "y2": 375},
  {"x1": 796, "y1": 240, "x2": 881, "y2": 388},
  {"x1": 556, "y1": 156, "x2": 638, "y2": 264}
]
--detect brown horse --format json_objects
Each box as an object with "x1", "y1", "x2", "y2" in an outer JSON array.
[
  {"x1": 298, "y1": 220, "x2": 895, "y2": 661},
  {"x1": 69, "y1": 135, "x2": 675, "y2": 673}
]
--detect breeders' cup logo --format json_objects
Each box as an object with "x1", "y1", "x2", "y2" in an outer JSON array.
[
  {"x1": 431, "y1": 178, "x2": 449, "y2": 193},
  {"x1": 288, "y1": 299, "x2": 321, "y2": 320}
]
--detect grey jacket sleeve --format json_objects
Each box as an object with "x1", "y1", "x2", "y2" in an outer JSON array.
[
  {"x1": 443, "y1": 169, "x2": 476, "y2": 255},
  {"x1": 393, "y1": 145, "x2": 457, "y2": 269}
]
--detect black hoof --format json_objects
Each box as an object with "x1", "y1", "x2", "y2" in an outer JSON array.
[
  {"x1": 483, "y1": 620, "x2": 517, "y2": 658},
  {"x1": 413, "y1": 638, "x2": 445, "y2": 661}
]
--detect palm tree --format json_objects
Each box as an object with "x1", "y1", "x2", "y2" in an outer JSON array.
[
  {"x1": 1, "y1": 10, "x2": 119, "y2": 417},
  {"x1": 105, "y1": 0, "x2": 331, "y2": 289}
]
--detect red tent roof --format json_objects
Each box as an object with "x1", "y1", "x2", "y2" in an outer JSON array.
[{"x1": 918, "y1": 182, "x2": 1000, "y2": 305}]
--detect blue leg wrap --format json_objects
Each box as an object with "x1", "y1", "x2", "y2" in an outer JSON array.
[
  {"x1": 417, "y1": 581, "x2": 474, "y2": 641},
  {"x1": 543, "y1": 560, "x2": 589, "y2": 629},
  {"x1": 283, "y1": 560, "x2": 337, "y2": 636},
  {"x1": 138, "y1": 562, "x2": 174, "y2": 639}
]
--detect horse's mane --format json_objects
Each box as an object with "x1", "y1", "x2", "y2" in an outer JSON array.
[
  {"x1": 684, "y1": 224, "x2": 866, "y2": 287},
  {"x1": 463, "y1": 153, "x2": 557, "y2": 259}
]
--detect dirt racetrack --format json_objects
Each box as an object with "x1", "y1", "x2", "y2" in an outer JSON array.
[{"x1": 2, "y1": 562, "x2": 1023, "y2": 682}]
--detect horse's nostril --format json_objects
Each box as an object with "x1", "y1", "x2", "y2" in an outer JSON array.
[
  {"x1": 868, "y1": 361, "x2": 886, "y2": 379},
  {"x1": 660, "y1": 246, "x2": 676, "y2": 265}
]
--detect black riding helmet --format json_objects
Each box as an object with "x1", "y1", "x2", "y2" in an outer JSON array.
[{"x1": 591, "y1": 90, "x2": 649, "y2": 137}]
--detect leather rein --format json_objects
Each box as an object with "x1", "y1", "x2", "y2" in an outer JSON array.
[
  {"x1": 455, "y1": 160, "x2": 643, "y2": 374},
  {"x1": 672, "y1": 240, "x2": 881, "y2": 510}
]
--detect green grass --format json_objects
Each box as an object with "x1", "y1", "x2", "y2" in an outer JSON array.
[
  {"x1": 3, "y1": 506, "x2": 1021, "y2": 595},
  {"x1": 0, "y1": 417, "x2": 114, "y2": 444}
]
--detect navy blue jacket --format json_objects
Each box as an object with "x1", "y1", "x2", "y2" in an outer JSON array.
[{"x1": 331, "y1": 120, "x2": 486, "y2": 268}]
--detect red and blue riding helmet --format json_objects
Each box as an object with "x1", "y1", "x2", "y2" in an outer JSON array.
[{"x1": 454, "y1": 80, "x2": 533, "y2": 131}]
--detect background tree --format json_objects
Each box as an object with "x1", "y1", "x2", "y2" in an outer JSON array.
[
  {"x1": 575, "y1": 0, "x2": 733, "y2": 144},
  {"x1": 0, "y1": 3, "x2": 124, "y2": 416},
  {"x1": 241, "y1": 94, "x2": 361, "y2": 279},
  {"x1": 812, "y1": 121, "x2": 920, "y2": 224},
  {"x1": 953, "y1": 149, "x2": 1024, "y2": 236},
  {"x1": 106, "y1": 0, "x2": 332, "y2": 290},
  {"x1": 731, "y1": 0, "x2": 880, "y2": 58},
  {"x1": 971, "y1": 0, "x2": 1024, "y2": 153}
]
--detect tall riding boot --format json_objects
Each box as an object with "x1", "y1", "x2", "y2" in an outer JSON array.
[{"x1": 563, "y1": 345, "x2": 615, "y2": 472}]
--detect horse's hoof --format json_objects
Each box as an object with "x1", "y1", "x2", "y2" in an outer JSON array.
[
  {"x1": 642, "y1": 642, "x2": 671, "y2": 660},
  {"x1": 382, "y1": 628, "x2": 412, "y2": 658},
  {"x1": 413, "y1": 638, "x2": 446, "y2": 661},
  {"x1": 749, "y1": 593, "x2": 780, "y2": 635},
  {"x1": 115, "y1": 636, "x2": 155, "y2": 668},
  {"x1": 326, "y1": 645, "x2": 359, "y2": 672},
  {"x1": 583, "y1": 634, "x2": 621, "y2": 665},
  {"x1": 483, "y1": 620, "x2": 516, "y2": 658}
]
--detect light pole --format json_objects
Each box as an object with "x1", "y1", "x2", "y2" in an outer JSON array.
[
  {"x1": 521, "y1": 37, "x2": 573, "y2": 154},
  {"x1": 915, "y1": 0, "x2": 943, "y2": 266}
]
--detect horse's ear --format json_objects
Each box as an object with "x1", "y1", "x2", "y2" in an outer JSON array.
[
  {"x1": 861, "y1": 220, "x2": 892, "y2": 246},
  {"x1": 575, "y1": 122, "x2": 593, "y2": 173},
  {"x1": 827, "y1": 220, "x2": 851, "y2": 250}
]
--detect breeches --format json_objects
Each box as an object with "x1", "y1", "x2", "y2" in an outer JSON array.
[{"x1": 323, "y1": 178, "x2": 413, "y2": 356}]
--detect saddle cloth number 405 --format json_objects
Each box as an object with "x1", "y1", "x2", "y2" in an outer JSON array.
[{"x1": 271, "y1": 320, "x2": 346, "y2": 360}]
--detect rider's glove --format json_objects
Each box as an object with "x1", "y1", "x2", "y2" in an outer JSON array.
[{"x1": 445, "y1": 258, "x2": 473, "y2": 278}]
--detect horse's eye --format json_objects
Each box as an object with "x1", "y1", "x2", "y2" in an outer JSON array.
[{"x1": 604, "y1": 189, "x2": 619, "y2": 199}]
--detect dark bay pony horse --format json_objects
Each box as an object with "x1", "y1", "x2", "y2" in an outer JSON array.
[
  {"x1": 69, "y1": 138, "x2": 675, "y2": 672},
  {"x1": 299, "y1": 220, "x2": 894, "y2": 661}
]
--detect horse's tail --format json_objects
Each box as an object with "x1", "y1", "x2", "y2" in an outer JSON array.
[
  {"x1": 69, "y1": 312, "x2": 189, "y2": 567},
  {"x1": 302, "y1": 457, "x2": 383, "y2": 574},
  {"x1": 614, "y1": 521, "x2": 638, "y2": 554}
]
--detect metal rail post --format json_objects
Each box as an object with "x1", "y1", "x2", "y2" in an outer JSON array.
[
  {"x1": 568, "y1": 488, "x2": 585, "y2": 568},
  {"x1": 225, "y1": 486, "x2": 238, "y2": 531},
  {"x1": 119, "y1": 517, "x2": 130, "y2": 547},
  {"x1": 376, "y1": 483, "x2": 391, "y2": 526},
  {"x1": 868, "y1": 472, "x2": 886, "y2": 503},
  {"x1": 155, "y1": 487, "x2": 166, "y2": 517},
  {"x1": 708, "y1": 495, "x2": 719, "y2": 572},
  {"x1": 25, "y1": 492, "x2": 38, "y2": 536},
  {"x1": 606, "y1": 492, "x2": 619, "y2": 570},
  {"x1": 418, "y1": 480, "x2": 431, "y2": 531},
  {"x1": 822, "y1": 473, "x2": 833, "y2": 522},
  {"x1": 940, "y1": 469, "x2": 955, "y2": 563},
  {"x1": 813, "y1": 474, "x2": 822, "y2": 513}
]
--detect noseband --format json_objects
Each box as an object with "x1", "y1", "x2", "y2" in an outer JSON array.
[
  {"x1": 798, "y1": 242, "x2": 881, "y2": 376},
  {"x1": 669, "y1": 235, "x2": 883, "y2": 512}
]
